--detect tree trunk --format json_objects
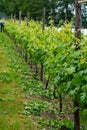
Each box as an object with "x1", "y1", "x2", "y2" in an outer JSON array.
[{"x1": 73, "y1": 99, "x2": 80, "y2": 130}]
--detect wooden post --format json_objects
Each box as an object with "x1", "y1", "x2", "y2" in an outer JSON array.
[
  {"x1": 35, "y1": 64, "x2": 38, "y2": 75},
  {"x1": 11, "y1": 13, "x2": 13, "y2": 20},
  {"x1": 14, "y1": 14, "x2": 16, "y2": 23},
  {"x1": 50, "y1": 8, "x2": 55, "y2": 25},
  {"x1": 64, "y1": 9, "x2": 67, "y2": 21},
  {"x1": 40, "y1": 63, "x2": 43, "y2": 82},
  {"x1": 26, "y1": 12, "x2": 29, "y2": 26},
  {"x1": 40, "y1": 7, "x2": 46, "y2": 82},
  {"x1": 19, "y1": 11, "x2": 22, "y2": 24},
  {"x1": 45, "y1": 77, "x2": 50, "y2": 89},
  {"x1": 74, "y1": 2, "x2": 87, "y2": 129},
  {"x1": 75, "y1": 0, "x2": 81, "y2": 48},
  {"x1": 73, "y1": 99, "x2": 80, "y2": 130},
  {"x1": 53, "y1": 85, "x2": 57, "y2": 98},
  {"x1": 59, "y1": 94, "x2": 62, "y2": 112},
  {"x1": 73, "y1": 1, "x2": 81, "y2": 130},
  {"x1": 42, "y1": 7, "x2": 46, "y2": 31}
]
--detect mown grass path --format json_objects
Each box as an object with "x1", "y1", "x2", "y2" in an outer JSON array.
[{"x1": 0, "y1": 33, "x2": 39, "y2": 130}]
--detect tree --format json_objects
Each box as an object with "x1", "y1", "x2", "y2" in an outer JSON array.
[
  {"x1": 20, "y1": 0, "x2": 51, "y2": 21},
  {"x1": 0, "y1": 0, "x2": 87, "y2": 27},
  {"x1": 81, "y1": 3, "x2": 87, "y2": 27},
  {"x1": 55, "y1": 0, "x2": 75, "y2": 25},
  {"x1": 0, "y1": 0, "x2": 20, "y2": 15}
]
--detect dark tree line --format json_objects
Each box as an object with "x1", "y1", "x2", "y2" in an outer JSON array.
[{"x1": 0, "y1": 0, "x2": 87, "y2": 26}]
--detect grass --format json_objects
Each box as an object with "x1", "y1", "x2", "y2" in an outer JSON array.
[{"x1": 0, "y1": 33, "x2": 39, "y2": 130}]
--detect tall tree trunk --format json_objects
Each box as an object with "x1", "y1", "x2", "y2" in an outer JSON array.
[{"x1": 73, "y1": 99, "x2": 80, "y2": 130}]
